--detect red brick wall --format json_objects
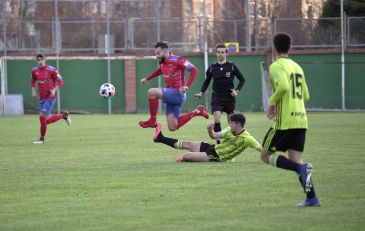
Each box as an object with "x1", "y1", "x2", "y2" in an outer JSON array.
[{"x1": 124, "y1": 58, "x2": 136, "y2": 113}]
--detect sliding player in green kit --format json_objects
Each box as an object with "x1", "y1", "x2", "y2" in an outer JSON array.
[{"x1": 153, "y1": 113, "x2": 261, "y2": 162}]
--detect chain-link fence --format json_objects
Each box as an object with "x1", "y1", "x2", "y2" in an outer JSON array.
[
  {"x1": 348, "y1": 17, "x2": 365, "y2": 47},
  {"x1": 1, "y1": 0, "x2": 364, "y2": 55}
]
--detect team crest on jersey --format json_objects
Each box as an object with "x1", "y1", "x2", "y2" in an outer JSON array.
[
  {"x1": 226, "y1": 72, "x2": 231, "y2": 78},
  {"x1": 220, "y1": 68, "x2": 223, "y2": 71}
]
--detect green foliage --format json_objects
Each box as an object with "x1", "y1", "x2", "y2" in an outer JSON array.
[
  {"x1": 1, "y1": 113, "x2": 365, "y2": 231},
  {"x1": 317, "y1": 0, "x2": 365, "y2": 46},
  {"x1": 322, "y1": 0, "x2": 365, "y2": 17}
]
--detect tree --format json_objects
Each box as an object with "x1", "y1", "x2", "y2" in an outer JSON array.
[
  {"x1": 320, "y1": 0, "x2": 365, "y2": 46},
  {"x1": 322, "y1": 0, "x2": 365, "y2": 17}
]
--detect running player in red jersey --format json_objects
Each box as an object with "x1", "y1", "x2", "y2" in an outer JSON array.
[
  {"x1": 31, "y1": 54, "x2": 71, "y2": 144},
  {"x1": 139, "y1": 41, "x2": 209, "y2": 131}
]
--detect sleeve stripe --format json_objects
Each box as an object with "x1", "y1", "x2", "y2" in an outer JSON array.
[{"x1": 187, "y1": 64, "x2": 193, "y2": 71}]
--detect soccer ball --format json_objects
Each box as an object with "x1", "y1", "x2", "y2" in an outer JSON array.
[{"x1": 99, "y1": 83, "x2": 115, "y2": 99}]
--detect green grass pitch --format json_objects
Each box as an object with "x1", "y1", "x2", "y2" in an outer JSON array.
[{"x1": 1, "y1": 112, "x2": 365, "y2": 231}]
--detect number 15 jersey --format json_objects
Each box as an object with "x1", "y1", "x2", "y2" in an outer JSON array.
[{"x1": 268, "y1": 57, "x2": 310, "y2": 130}]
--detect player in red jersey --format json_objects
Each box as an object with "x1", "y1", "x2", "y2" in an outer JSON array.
[
  {"x1": 139, "y1": 41, "x2": 209, "y2": 131},
  {"x1": 31, "y1": 54, "x2": 71, "y2": 144}
]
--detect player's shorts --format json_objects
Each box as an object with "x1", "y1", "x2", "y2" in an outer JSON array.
[
  {"x1": 262, "y1": 128, "x2": 307, "y2": 153},
  {"x1": 211, "y1": 94, "x2": 235, "y2": 114},
  {"x1": 162, "y1": 88, "x2": 186, "y2": 119},
  {"x1": 200, "y1": 142, "x2": 220, "y2": 162},
  {"x1": 39, "y1": 99, "x2": 56, "y2": 117}
]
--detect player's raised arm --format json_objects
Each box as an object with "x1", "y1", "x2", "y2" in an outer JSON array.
[
  {"x1": 142, "y1": 68, "x2": 163, "y2": 85},
  {"x1": 207, "y1": 123, "x2": 222, "y2": 140}
]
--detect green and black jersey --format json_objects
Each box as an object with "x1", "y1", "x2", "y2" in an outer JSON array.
[
  {"x1": 215, "y1": 128, "x2": 261, "y2": 161},
  {"x1": 268, "y1": 57, "x2": 310, "y2": 130}
]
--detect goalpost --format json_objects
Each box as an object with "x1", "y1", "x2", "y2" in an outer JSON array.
[{"x1": 260, "y1": 61, "x2": 271, "y2": 112}]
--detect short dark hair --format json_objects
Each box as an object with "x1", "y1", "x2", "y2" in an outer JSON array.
[
  {"x1": 229, "y1": 113, "x2": 246, "y2": 127},
  {"x1": 36, "y1": 53, "x2": 45, "y2": 59},
  {"x1": 273, "y1": 33, "x2": 291, "y2": 54},
  {"x1": 216, "y1": 43, "x2": 228, "y2": 53},
  {"x1": 155, "y1": 41, "x2": 169, "y2": 49}
]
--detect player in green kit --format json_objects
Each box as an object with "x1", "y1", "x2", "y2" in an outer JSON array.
[
  {"x1": 153, "y1": 113, "x2": 261, "y2": 162},
  {"x1": 261, "y1": 33, "x2": 320, "y2": 207}
]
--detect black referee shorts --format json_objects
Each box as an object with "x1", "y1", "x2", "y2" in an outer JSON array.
[
  {"x1": 211, "y1": 94, "x2": 235, "y2": 114},
  {"x1": 262, "y1": 128, "x2": 307, "y2": 153}
]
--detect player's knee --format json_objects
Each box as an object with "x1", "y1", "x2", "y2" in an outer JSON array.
[
  {"x1": 168, "y1": 126, "x2": 177, "y2": 132},
  {"x1": 260, "y1": 152, "x2": 270, "y2": 164},
  {"x1": 213, "y1": 114, "x2": 221, "y2": 123},
  {"x1": 147, "y1": 88, "x2": 159, "y2": 98},
  {"x1": 39, "y1": 113, "x2": 46, "y2": 119}
]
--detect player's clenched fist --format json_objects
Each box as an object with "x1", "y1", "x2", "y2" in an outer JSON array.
[
  {"x1": 141, "y1": 78, "x2": 148, "y2": 85},
  {"x1": 207, "y1": 123, "x2": 214, "y2": 131}
]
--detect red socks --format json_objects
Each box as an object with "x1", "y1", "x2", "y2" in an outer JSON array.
[
  {"x1": 149, "y1": 98, "x2": 159, "y2": 121},
  {"x1": 39, "y1": 115, "x2": 47, "y2": 140},
  {"x1": 177, "y1": 111, "x2": 195, "y2": 129},
  {"x1": 46, "y1": 114, "x2": 63, "y2": 124},
  {"x1": 39, "y1": 114, "x2": 64, "y2": 140}
]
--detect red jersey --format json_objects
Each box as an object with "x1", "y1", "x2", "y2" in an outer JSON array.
[
  {"x1": 31, "y1": 65, "x2": 63, "y2": 100},
  {"x1": 146, "y1": 53, "x2": 198, "y2": 89}
]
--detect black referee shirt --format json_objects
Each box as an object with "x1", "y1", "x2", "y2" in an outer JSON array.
[{"x1": 200, "y1": 61, "x2": 245, "y2": 98}]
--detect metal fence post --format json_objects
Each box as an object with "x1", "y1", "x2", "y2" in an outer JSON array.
[
  {"x1": 54, "y1": 0, "x2": 62, "y2": 114},
  {"x1": 245, "y1": 0, "x2": 251, "y2": 52},
  {"x1": 106, "y1": 0, "x2": 112, "y2": 114}
]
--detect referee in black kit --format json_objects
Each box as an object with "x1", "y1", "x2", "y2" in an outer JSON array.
[{"x1": 195, "y1": 43, "x2": 245, "y2": 144}]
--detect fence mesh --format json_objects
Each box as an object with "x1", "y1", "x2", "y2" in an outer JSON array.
[{"x1": 0, "y1": 0, "x2": 364, "y2": 55}]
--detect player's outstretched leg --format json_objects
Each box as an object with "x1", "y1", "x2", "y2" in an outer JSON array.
[
  {"x1": 46, "y1": 114, "x2": 63, "y2": 124},
  {"x1": 176, "y1": 105, "x2": 209, "y2": 129},
  {"x1": 45, "y1": 111, "x2": 71, "y2": 126},
  {"x1": 153, "y1": 123, "x2": 201, "y2": 152},
  {"x1": 153, "y1": 123, "x2": 183, "y2": 162},
  {"x1": 153, "y1": 124, "x2": 178, "y2": 147},
  {"x1": 139, "y1": 98, "x2": 158, "y2": 128},
  {"x1": 153, "y1": 123, "x2": 162, "y2": 141}
]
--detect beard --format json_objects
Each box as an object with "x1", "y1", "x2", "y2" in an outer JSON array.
[{"x1": 159, "y1": 55, "x2": 167, "y2": 64}]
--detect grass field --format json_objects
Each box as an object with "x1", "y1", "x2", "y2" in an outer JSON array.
[{"x1": 1, "y1": 112, "x2": 365, "y2": 231}]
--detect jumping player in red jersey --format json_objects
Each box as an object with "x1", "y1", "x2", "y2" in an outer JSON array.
[
  {"x1": 31, "y1": 54, "x2": 71, "y2": 144},
  {"x1": 139, "y1": 41, "x2": 209, "y2": 131}
]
